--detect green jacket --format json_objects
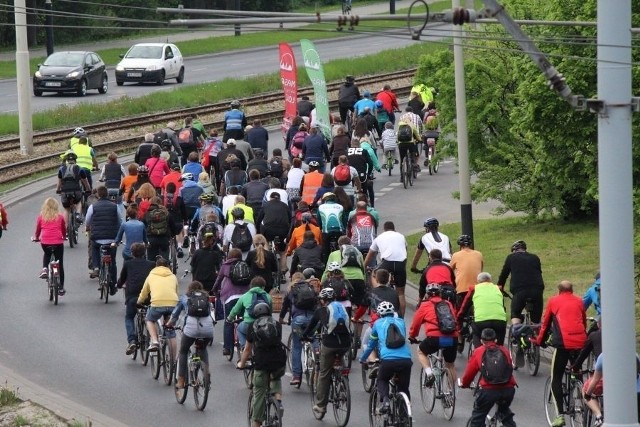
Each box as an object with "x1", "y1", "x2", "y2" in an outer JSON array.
[
  {"x1": 321, "y1": 250, "x2": 365, "y2": 282},
  {"x1": 227, "y1": 287, "x2": 272, "y2": 324}
]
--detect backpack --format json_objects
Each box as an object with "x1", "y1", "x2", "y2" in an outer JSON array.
[
  {"x1": 397, "y1": 124, "x2": 413, "y2": 142},
  {"x1": 325, "y1": 301, "x2": 350, "y2": 335},
  {"x1": 146, "y1": 205, "x2": 169, "y2": 236},
  {"x1": 230, "y1": 259, "x2": 252, "y2": 286},
  {"x1": 292, "y1": 131, "x2": 306, "y2": 149},
  {"x1": 153, "y1": 130, "x2": 170, "y2": 146},
  {"x1": 163, "y1": 193, "x2": 177, "y2": 212},
  {"x1": 231, "y1": 223, "x2": 253, "y2": 252},
  {"x1": 248, "y1": 292, "x2": 270, "y2": 318},
  {"x1": 480, "y1": 346, "x2": 513, "y2": 385},
  {"x1": 292, "y1": 282, "x2": 317, "y2": 310},
  {"x1": 386, "y1": 321, "x2": 406, "y2": 349},
  {"x1": 187, "y1": 291, "x2": 211, "y2": 318},
  {"x1": 333, "y1": 164, "x2": 351, "y2": 186},
  {"x1": 178, "y1": 127, "x2": 194, "y2": 145},
  {"x1": 432, "y1": 300, "x2": 457, "y2": 334},
  {"x1": 200, "y1": 222, "x2": 218, "y2": 241},
  {"x1": 341, "y1": 245, "x2": 363, "y2": 269},
  {"x1": 325, "y1": 279, "x2": 351, "y2": 302},
  {"x1": 269, "y1": 158, "x2": 284, "y2": 178},
  {"x1": 62, "y1": 164, "x2": 78, "y2": 182},
  {"x1": 252, "y1": 315, "x2": 281, "y2": 348}
]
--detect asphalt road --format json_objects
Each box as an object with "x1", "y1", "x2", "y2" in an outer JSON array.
[
  {"x1": 0, "y1": 27, "x2": 454, "y2": 114},
  {"x1": 0, "y1": 123, "x2": 550, "y2": 427}
]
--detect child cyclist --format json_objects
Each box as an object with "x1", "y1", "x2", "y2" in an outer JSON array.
[{"x1": 380, "y1": 122, "x2": 398, "y2": 168}]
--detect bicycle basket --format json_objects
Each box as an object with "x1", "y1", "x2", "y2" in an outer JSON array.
[{"x1": 269, "y1": 287, "x2": 283, "y2": 314}]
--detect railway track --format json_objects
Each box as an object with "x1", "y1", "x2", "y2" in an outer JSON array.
[{"x1": 0, "y1": 68, "x2": 417, "y2": 185}]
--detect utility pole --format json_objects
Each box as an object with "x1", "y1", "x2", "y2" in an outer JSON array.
[
  {"x1": 597, "y1": 1, "x2": 638, "y2": 426},
  {"x1": 14, "y1": 0, "x2": 33, "y2": 156},
  {"x1": 45, "y1": 0, "x2": 54, "y2": 56},
  {"x1": 234, "y1": 0, "x2": 241, "y2": 36},
  {"x1": 452, "y1": 0, "x2": 473, "y2": 241},
  {"x1": 390, "y1": 0, "x2": 395, "y2": 15}
]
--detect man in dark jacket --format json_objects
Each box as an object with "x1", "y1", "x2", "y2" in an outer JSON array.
[
  {"x1": 290, "y1": 230, "x2": 324, "y2": 277},
  {"x1": 297, "y1": 95, "x2": 315, "y2": 119},
  {"x1": 217, "y1": 139, "x2": 247, "y2": 188},
  {"x1": 302, "y1": 124, "x2": 330, "y2": 172},
  {"x1": 246, "y1": 149, "x2": 269, "y2": 179},
  {"x1": 257, "y1": 192, "x2": 291, "y2": 272},
  {"x1": 242, "y1": 169, "x2": 270, "y2": 220},
  {"x1": 134, "y1": 133, "x2": 155, "y2": 167},
  {"x1": 246, "y1": 119, "x2": 269, "y2": 153},
  {"x1": 338, "y1": 75, "x2": 360, "y2": 125},
  {"x1": 117, "y1": 242, "x2": 155, "y2": 355}
]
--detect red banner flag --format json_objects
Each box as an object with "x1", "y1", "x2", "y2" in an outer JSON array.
[{"x1": 279, "y1": 42, "x2": 298, "y2": 140}]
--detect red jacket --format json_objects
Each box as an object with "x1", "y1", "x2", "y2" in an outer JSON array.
[
  {"x1": 376, "y1": 90, "x2": 399, "y2": 113},
  {"x1": 461, "y1": 343, "x2": 517, "y2": 389},
  {"x1": 0, "y1": 203, "x2": 7, "y2": 229},
  {"x1": 534, "y1": 290, "x2": 586, "y2": 350},
  {"x1": 409, "y1": 296, "x2": 458, "y2": 339}
]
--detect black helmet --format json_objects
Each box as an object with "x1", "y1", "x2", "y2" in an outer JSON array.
[
  {"x1": 511, "y1": 240, "x2": 527, "y2": 252},
  {"x1": 64, "y1": 150, "x2": 78, "y2": 161},
  {"x1": 230, "y1": 100, "x2": 241, "y2": 108},
  {"x1": 423, "y1": 217, "x2": 439, "y2": 229},
  {"x1": 426, "y1": 283, "x2": 441, "y2": 297},
  {"x1": 251, "y1": 302, "x2": 271, "y2": 318},
  {"x1": 137, "y1": 165, "x2": 149, "y2": 175},
  {"x1": 303, "y1": 268, "x2": 316, "y2": 280},
  {"x1": 345, "y1": 75, "x2": 355, "y2": 83},
  {"x1": 160, "y1": 139, "x2": 172, "y2": 150},
  {"x1": 481, "y1": 328, "x2": 496, "y2": 342},
  {"x1": 151, "y1": 144, "x2": 162, "y2": 157},
  {"x1": 231, "y1": 207, "x2": 244, "y2": 219},
  {"x1": 457, "y1": 234, "x2": 472, "y2": 247}
]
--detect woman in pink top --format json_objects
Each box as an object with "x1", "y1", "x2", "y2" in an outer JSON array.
[
  {"x1": 144, "y1": 145, "x2": 170, "y2": 191},
  {"x1": 33, "y1": 198, "x2": 67, "y2": 295}
]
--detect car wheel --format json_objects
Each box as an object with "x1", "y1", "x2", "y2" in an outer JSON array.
[
  {"x1": 156, "y1": 70, "x2": 165, "y2": 86},
  {"x1": 98, "y1": 75, "x2": 108, "y2": 94},
  {"x1": 34, "y1": 89, "x2": 42, "y2": 97},
  {"x1": 176, "y1": 67, "x2": 184, "y2": 84},
  {"x1": 116, "y1": 80, "x2": 124, "y2": 86},
  {"x1": 77, "y1": 79, "x2": 87, "y2": 96}
]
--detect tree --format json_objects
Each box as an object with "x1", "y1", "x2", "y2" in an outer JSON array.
[{"x1": 416, "y1": 0, "x2": 640, "y2": 219}]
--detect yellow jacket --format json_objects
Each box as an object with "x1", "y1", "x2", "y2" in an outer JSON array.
[{"x1": 137, "y1": 266, "x2": 179, "y2": 307}]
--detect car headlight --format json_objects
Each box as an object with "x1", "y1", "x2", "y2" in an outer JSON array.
[
  {"x1": 116, "y1": 65, "x2": 124, "y2": 71},
  {"x1": 66, "y1": 71, "x2": 80, "y2": 78},
  {"x1": 146, "y1": 65, "x2": 159, "y2": 71},
  {"x1": 35, "y1": 71, "x2": 41, "y2": 78}
]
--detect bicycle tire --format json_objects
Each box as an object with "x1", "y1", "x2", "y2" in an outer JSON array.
[
  {"x1": 304, "y1": 344, "x2": 315, "y2": 389},
  {"x1": 174, "y1": 358, "x2": 189, "y2": 405},
  {"x1": 226, "y1": 343, "x2": 234, "y2": 362},
  {"x1": 48, "y1": 275, "x2": 54, "y2": 302},
  {"x1": 52, "y1": 274, "x2": 59, "y2": 305},
  {"x1": 286, "y1": 333, "x2": 293, "y2": 372},
  {"x1": 419, "y1": 367, "x2": 436, "y2": 414},
  {"x1": 368, "y1": 389, "x2": 384, "y2": 427},
  {"x1": 151, "y1": 352, "x2": 161, "y2": 380},
  {"x1": 141, "y1": 327, "x2": 151, "y2": 366},
  {"x1": 569, "y1": 380, "x2": 586, "y2": 427},
  {"x1": 246, "y1": 391, "x2": 253, "y2": 427},
  {"x1": 401, "y1": 158, "x2": 408, "y2": 189},
  {"x1": 441, "y1": 368, "x2": 456, "y2": 420},
  {"x1": 527, "y1": 345, "x2": 541, "y2": 376},
  {"x1": 162, "y1": 342, "x2": 174, "y2": 386},
  {"x1": 267, "y1": 396, "x2": 283, "y2": 427},
  {"x1": 397, "y1": 391, "x2": 413, "y2": 426},
  {"x1": 131, "y1": 321, "x2": 139, "y2": 361},
  {"x1": 332, "y1": 375, "x2": 351, "y2": 427},
  {"x1": 193, "y1": 361, "x2": 210, "y2": 411},
  {"x1": 433, "y1": 159, "x2": 439, "y2": 173},
  {"x1": 243, "y1": 362, "x2": 252, "y2": 389},
  {"x1": 362, "y1": 364, "x2": 375, "y2": 393},
  {"x1": 169, "y1": 240, "x2": 177, "y2": 274},
  {"x1": 68, "y1": 214, "x2": 75, "y2": 248},
  {"x1": 99, "y1": 267, "x2": 105, "y2": 300},
  {"x1": 104, "y1": 269, "x2": 110, "y2": 304},
  {"x1": 387, "y1": 157, "x2": 393, "y2": 176},
  {"x1": 543, "y1": 376, "x2": 555, "y2": 426},
  {"x1": 507, "y1": 329, "x2": 518, "y2": 370}
]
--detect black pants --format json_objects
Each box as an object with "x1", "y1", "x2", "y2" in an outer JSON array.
[
  {"x1": 178, "y1": 335, "x2": 211, "y2": 380},
  {"x1": 147, "y1": 237, "x2": 169, "y2": 262},
  {"x1": 322, "y1": 231, "x2": 342, "y2": 264},
  {"x1": 377, "y1": 359, "x2": 413, "y2": 402},
  {"x1": 510, "y1": 288, "x2": 544, "y2": 323},
  {"x1": 339, "y1": 105, "x2": 353, "y2": 126},
  {"x1": 551, "y1": 348, "x2": 579, "y2": 415},
  {"x1": 468, "y1": 387, "x2": 516, "y2": 427},
  {"x1": 472, "y1": 320, "x2": 507, "y2": 347},
  {"x1": 363, "y1": 179, "x2": 375, "y2": 208},
  {"x1": 398, "y1": 143, "x2": 417, "y2": 167},
  {"x1": 41, "y1": 243, "x2": 65, "y2": 288}
]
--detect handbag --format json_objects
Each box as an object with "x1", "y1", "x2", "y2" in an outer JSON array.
[{"x1": 214, "y1": 296, "x2": 225, "y2": 321}]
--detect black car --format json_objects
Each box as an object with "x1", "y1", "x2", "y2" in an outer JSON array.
[{"x1": 33, "y1": 51, "x2": 108, "y2": 97}]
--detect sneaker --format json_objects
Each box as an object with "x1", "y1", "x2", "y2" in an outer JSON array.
[
  {"x1": 39, "y1": 268, "x2": 48, "y2": 279},
  {"x1": 89, "y1": 269, "x2": 99, "y2": 279},
  {"x1": 594, "y1": 416, "x2": 603, "y2": 427},
  {"x1": 312, "y1": 405, "x2": 326, "y2": 416},
  {"x1": 125, "y1": 343, "x2": 137, "y2": 355},
  {"x1": 457, "y1": 342, "x2": 465, "y2": 354},
  {"x1": 551, "y1": 415, "x2": 566, "y2": 427},
  {"x1": 424, "y1": 159, "x2": 429, "y2": 167},
  {"x1": 424, "y1": 374, "x2": 435, "y2": 388},
  {"x1": 368, "y1": 367, "x2": 379, "y2": 380},
  {"x1": 147, "y1": 342, "x2": 159, "y2": 352},
  {"x1": 182, "y1": 236, "x2": 190, "y2": 248},
  {"x1": 109, "y1": 287, "x2": 118, "y2": 296},
  {"x1": 57, "y1": 289, "x2": 66, "y2": 296},
  {"x1": 381, "y1": 164, "x2": 387, "y2": 170},
  {"x1": 176, "y1": 248, "x2": 184, "y2": 259},
  {"x1": 515, "y1": 348, "x2": 525, "y2": 368},
  {"x1": 222, "y1": 348, "x2": 231, "y2": 356},
  {"x1": 290, "y1": 377, "x2": 301, "y2": 386},
  {"x1": 394, "y1": 159, "x2": 399, "y2": 164},
  {"x1": 376, "y1": 402, "x2": 390, "y2": 415}
]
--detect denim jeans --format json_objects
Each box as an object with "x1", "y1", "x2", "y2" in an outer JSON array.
[
  {"x1": 237, "y1": 320, "x2": 249, "y2": 348},
  {"x1": 291, "y1": 313, "x2": 313, "y2": 378},
  {"x1": 91, "y1": 241, "x2": 117, "y2": 286},
  {"x1": 125, "y1": 296, "x2": 138, "y2": 344},
  {"x1": 146, "y1": 306, "x2": 177, "y2": 339},
  {"x1": 223, "y1": 298, "x2": 239, "y2": 350}
]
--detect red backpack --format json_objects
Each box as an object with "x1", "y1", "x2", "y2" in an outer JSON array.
[
  {"x1": 292, "y1": 131, "x2": 307, "y2": 149},
  {"x1": 334, "y1": 164, "x2": 351, "y2": 186}
]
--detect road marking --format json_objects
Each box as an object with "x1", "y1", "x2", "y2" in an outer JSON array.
[
  {"x1": 389, "y1": 183, "x2": 402, "y2": 187},
  {"x1": 379, "y1": 187, "x2": 394, "y2": 192}
]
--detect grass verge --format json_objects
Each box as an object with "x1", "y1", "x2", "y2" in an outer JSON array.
[{"x1": 0, "y1": 382, "x2": 20, "y2": 407}]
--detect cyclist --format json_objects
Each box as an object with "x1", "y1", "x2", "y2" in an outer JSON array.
[
  {"x1": 532, "y1": 280, "x2": 587, "y2": 427},
  {"x1": 189, "y1": 193, "x2": 222, "y2": 237},
  {"x1": 290, "y1": 230, "x2": 324, "y2": 279},
  {"x1": 143, "y1": 196, "x2": 177, "y2": 262},
  {"x1": 247, "y1": 148, "x2": 269, "y2": 178},
  {"x1": 380, "y1": 122, "x2": 398, "y2": 168},
  {"x1": 125, "y1": 165, "x2": 151, "y2": 205},
  {"x1": 316, "y1": 192, "x2": 345, "y2": 261},
  {"x1": 223, "y1": 207, "x2": 257, "y2": 260},
  {"x1": 347, "y1": 201, "x2": 378, "y2": 264},
  {"x1": 459, "y1": 328, "x2": 517, "y2": 427},
  {"x1": 410, "y1": 217, "x2": 452, "y2": 273},
  {"x1": 301, "y1": 123, "x2": 330, "y2": 172},
  {"x1": 321, "y1": 261, "x2": 354, "y2": 315},
  {"x1": 237, "y1": 301, "x2": 286, "y2": 427},
  {"x1": 457, "y1": 272, "x2": 508, "y2": 348},
  {"x1": 166, "y1": 280, "x2": 215, "y2": 391},
  {"x1": 242, "y1": 169, "x2": 269, "y2": 220},
  {"x1": 57, "y1": 151, "x2": 90, "y2": 226},
  {"x1": 227, "y1": 276, "x2": 272, "y2": 351},
  {"x1": 331, "y1": 155, "x2": 362, "y2": 203},
  {"x1": 354, "y1": 90, "x2": 376, "y2": 118},
  {"x1": 113, "y1": 205, "x2": 147, "y2": 261},
  {"x1": 497, "y1": 240, "x2": 545, "y2": 329},
  {"x1": 220, "y1": 156, "x2": 248, "y2": 196},
  {"x1": 300, "y1": 161, "x2": 324, "y2": 205},
  {"x1": 246, "y1": 234, "x2": 278, "y2": 293},
  {"x1": 136, "y1": 255, "x2": 179, "y2": 353},
  {"x1": 33, "y1": 198, "x2": 67, "y2": 295},
  {"x1": 263, "y1": 178, "x2": 289, "y2": 208},
  {"x1": 181, "y1": 151, "x2": 203, "y2": 183},
  {"x1": 364, "y1": 221, "x2": 408, "y2": 317},
  {"x1": 287, "y1": 212, "x2": 322, "y2": 256},
  {"x1": 301, "y1": 288, "x2": 352, "y2": 417},
  {"x1": 409, "y1": 283, "x2": 458, "y2": 387},
  {"x1": 226, "y1": 196, "x2": 255, "y2": 225},
  {"x1": 376, "y1": 84, "x2": 400, "y2": 124},
  {"x1": 359, "y1": 301, "x2": 412, "y2": 415},
  {"x1": 178, "y1": 172, "x2": 204, "y2": 242},
  {"x1": 217, "y1": 140, "x2": 247, "y2": 189},
  {"x1": 278, "y1": 272, "x2": 318, "y2": 386},
  {"x1": 572, "y1": 315, "x2": 602, "y2": 371},
  {"x1": 582, "y1": 352, "x2": 604, "y2": 427},
  {"x1": 190, "y1": 230, "x2": 223, "y2": 293},
  {"x1": 418, "y1": 249, "x2": 456, "y2": 303},
  {"x1": 396, "y1": 117, "x2": 420, "y2": 178},
  {"x1": 329, "y1": 125, "x2": 351, "y2": 168},
  {"x1": 256, "y1": 192, "x2": 291, "y2": 275},
  {"x1": 69, "y1": 127, "x2": 87, "y2": 149},
  {"x1": 338, "y1": 75, "x2": 360, "y2": 126},
  {"x1": 116, "y1": 242, "x2": 155, "y2": 355},
  {"x1": 450, "y1": 234, "x2": 484, "y2": 307},
  {"x1": 160, "y1": 139, "x2": 181, "y2": 170},
  {"x1": 582, "y1": 272, "x2": 601, "y2": 316},
  {"x1": 223, "y1": 100, "x2": 248, "y2": 143},
  {"x1": 99, "y1": 151, "x2": 125, "y2": 199},
  {"x1": 85, "y1": 185, "x2": 122, "y2": 292},
  {"x1": 71, "y1": 136, "x2": 98, "y2": 189}
]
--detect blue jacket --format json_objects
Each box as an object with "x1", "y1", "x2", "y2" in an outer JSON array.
[
  {"x1": 224, "y1": 109, "x2": 245, "y2": 131},
  {"x1": 88, "y1": 199, "x2": 120, "y2": 241},
  {"x1": 360, "y1": 315, "x2": 412, "y2": 362},
  {"x1": 115, "y1": 219, "x2": 147, "y2": 258},
  {"x1": 582, "y1": 278, "x2": 601, "y2": 315},
  {"x1": 302, "y1": 133, "x2": 329, "y2": 163},
  {"x1": 182, "y1": 162, "x2": 204, "y2": 182},
  {"x1": 179, "y1": 180, "x2": 204, "y2": 208}
]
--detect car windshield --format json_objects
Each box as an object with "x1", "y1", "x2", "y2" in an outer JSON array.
[
  {"x1": 126, "y1": 46, "x2": 163, "y2": 59},
  {"x1": 43, "y1": 52, "x2": 84, "y2": 67}
]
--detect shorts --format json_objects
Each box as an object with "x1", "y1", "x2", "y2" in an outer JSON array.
[
  {"x1": 61, "y1": 191, "x2": 82, "y2": 208},
  {"x1": 510, "y1": 289, "x2": 544, "y2": 323},
  {"x1": 378, "y1": 259, "x2": 407, "y2": 288},
  {"x1": 583, "y1": 376, "x2": 603, "y2": 396},
  {"x1": 263, "y1": 228, "x2": 288, "y2": 252},
  {"x1": 146, "y1": 306, "x2": 177, "y2": 338},
  {"x1": 419, "y1": 336, "x2": 457, "y2": 363},
  {"x1": 349, "y1": 279, "x2": 367, "y2": 306}
]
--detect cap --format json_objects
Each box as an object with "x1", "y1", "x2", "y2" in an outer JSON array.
[
  {"x1": 363, "y1": 90, "x2": 371, "y2": 98},
  {"x1": 227, "y1": 139, "x2": 236, "y2": 146},
  {"x1": 269, "y1": 192, "x2": 281, "y2": 199}
]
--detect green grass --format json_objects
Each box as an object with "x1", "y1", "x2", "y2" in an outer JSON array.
[
  {"x1": 14, "y1": 415, "x2": 29, "y2": 426},
  {"x1": 0, "y1": 383, "x2": 20, "y2": 407},
  {"x1": 0, "y1": 42, "x2": 444, "y2": 136}
]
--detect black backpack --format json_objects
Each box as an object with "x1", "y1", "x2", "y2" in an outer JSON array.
[
  {"x1": 153, "y1": 130, "x2": 170, "y2": 146},
  {"x1": 292, "y1": 282, "x2": 317, "y2": 310},
  {"x1": 432, "y1": 300, "x2": 457, "y2": 334},
  {"x1": 230, "y1": 223, "x2": 253, "y2": 252},
  {"x1": 269, "y1": 158, "x2": 284, "y2": 178},
  {"x1": 385, "y1": 321, "x2": 406, "y2": 349},
  {"x1": 230, "y1": 260, "x2": 252, "y2": 286},
  {"x1": 341, "y1": 245, "x2": 363, "y2": 269},
  {"x1": 248, "y1": 292, "x2": 270, "y2": 318},
  {"x1": 325, "y1": 278, "x2": 351, "y2": 302},
  {"x1": 480, "y1": 345, "x2": 513, "y2": 385},
  {"x1": 397, "y1": 124, "x2": 413, "y2": 142},
  {"x1": 187, "y1": 291, "x2": 211, "y2": 318},
  {"x1": 252, "y1": 315, "x2": 281, "y2": 349}
]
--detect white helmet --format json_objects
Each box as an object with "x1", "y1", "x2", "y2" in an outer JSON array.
[
  {"x1": 180, "y1": 172, "x2": 194, "y2": 181},
  {"x1": 327, "y1": 261, "x2": 341, "y2": 272},
  {"x1": 319, "y1": 288, "x2": 335, "y2": 300},
  {"x1": 72, "y1": 127, "x2": 85, "y2": 136},
  {"x1": 376, "y1": 301, "x2": 395, "y2": 317}
]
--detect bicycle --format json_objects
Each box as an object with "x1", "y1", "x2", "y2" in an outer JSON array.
[
  {"x1": 286, "y1": 331, "x2": 317, "y2": 390},
  {"x1": 150, "y1": 322, "x2": 176, "y2": 384},
  {"x1": 384, "y1": 150, "x2": 396, "y2": 176},
  {"x1": 507, "y1": 298, "x2": 541, "y2": 376},
  {"x1": 544, "y1": 367, "x2": 588, "y2": 427},
  {"x1": 367, "y1": 361, "x2": 413, "y2": 427},
  {"x1": 341, "y1": 0, "x2": 351, "y2": 15},
  {"x1": 174, "y1": 327, "x2": 211, "y2": 411},
  {"x1": 310, "y1": 352, "x2": 351, "y2": 427},
  {"x1": 269, "y1": 236, "x2": 285, "y2": 286},
  {"x1": 227, "y1": 317, "x2": 244, "y2": 362},
  {"x1": 66, "y1": 200, "x2": 80, "y2": 248},
  {"x1": 240, "y1": 362, "x2": 284, "y2": 427},
  {"x1": 462, "y1": 380, "x2": 514, "y2": 427},
  {"x1": 133, "y1": 305, "x2": 151, "y2": 365},
  {"x1": 425, "y1": 137, "x2": 439, "y2": 175},
  {"x1": 184, "y1": 232, "x2": 198, "y2": 263},
  {"x1": 412, "y1": 340, "x2": 456, "y2": 420},
  {"x1": 400, "y1": 151, "x2": 413, "y2": 189},
  {"x1": 460, "y1": 315, "x2": 474, "y2": 359},
  {"x1": 98, "y1": 244, "x2": 113, "y2": 303},
  {"x1": 168, "y1": 235, "x2": 178, "y2": 274},
  {"x1": 33, "y1": 239, "x2": 61, "y2": 304}
]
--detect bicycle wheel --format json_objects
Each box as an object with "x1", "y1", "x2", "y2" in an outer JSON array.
[
  {"x1": 362, "y1": 364, "x2": 375, "y2": 393},
  {"x1": 407, "y1": 158, "x2": 414, "y2": 187},
  {"x1": 104, "y1": 270, "x2": 110, "y2": 304},
  {"x1": 506, "y1": 329, "x2": 518, "y2": 370},
  {"x1": 569, "y1": 381, "x2": 586, "y2": 427},
  {"x1": 52, "y1": 275, "x2": 59, "y2": 305},
  {"x1": 162, "y1": 342, "x2": 174, "y2": 386},
  {"x1": 332, "y1": 375, "x2": 351, "y2": 427},
  {"x1": 151, "y1": 351, "x2": 161, "y2": 380},
  {"x1": 99, "y1": 267, "x2": 105, "y2": 300},
  {"x1": 47, "y1": 276, "x2": 54, "y2": 302},
  {"x1": 543, "y1": 376, "x2": 555, "y2": 426},
  {"x1": 369, "y1": 389, "x2": 384, "y2": 427},
  {"x1": 441, "y1": 368, "x2": 456, "y2": 420},
  {"x1": 397, "y1": 392, "x2": 413, "y2": 427},
  {"x1": 310, "y1": 367, "x2": 324, "y2": 419},
  {"x1": 174, "y1": 355, "x2": 189, "y2": 405},
  {"x1": 68, "y1": 214, "x2": 75, "y2": 248},
  {"x1": 419, "y1": 368, "x2": 436, "y2": 414},
  {"x1": 243, "y1": 363, "x2": 252, "y2": 389},
  {"x1": 287, "y1": 333, "x2": 293, "y2": 372},
  {"x1": 526, "y1": 345, "x2": 541, "y2": 376},
  {"x1": 169, "y1": 241, "x2": 177, "y2": 274},
  {"x1": 433, "y1": 158, "x2": 439, "y2": 174},
  {"x1": 266, "y1": 396, "x2": 283, "y2": 427},
  {"x1": 304, "y1": 345, "x2": 315, "y2": 389},
  {"x1": 141, "y1": 327, "x2": 151, "y2": 366},
  {"x1": 401, "y1": 158, "x2": 408, "y2": 189},
  {"x1": 387, "y1": 157, "x2": 393, "y2": 176},
  {"x1": 246, "y1": 391, "x2": 253, "y2": 427},
  {"x1": 193, "y1": 361, "x2": 210, "y2": 411}
]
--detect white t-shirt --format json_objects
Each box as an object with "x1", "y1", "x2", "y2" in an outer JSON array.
[
  {"x1": 370, "y1": 231, "x2": 407, "y2": 262},
  {"x1": 223, "y1": 220, "x2": 257, "y2": 260},
  {"x1": 419, "y1": 231, "x2": 452, "y2": 261},
  {"x1": 330, "y1": 165, "x2": 359, "y2": 197},
  {"x1": 221, "y1": 195, "x2": 237, "y2": 220},
  {"x1": 286, "y1": 167, "x2": 305, "y2": 190},
  {"x1": 263, "y1": 188, "x2": 289, "y2": 206}
]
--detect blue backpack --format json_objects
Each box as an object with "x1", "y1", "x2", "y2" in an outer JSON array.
[
  {"x1": 248, "y1": 292, "x2": 271, "y2": 318},
  {"x1": 325, "y1": 301, "x2": 350, "y2": 335}
]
